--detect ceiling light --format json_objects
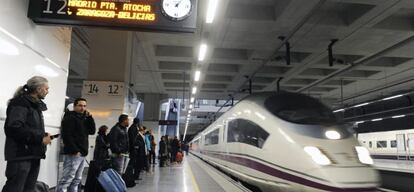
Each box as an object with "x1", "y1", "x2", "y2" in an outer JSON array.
[
  {"x1": 353, "y1": 103, "x2": 370, "y2": 108},
  {"x1": 192, "y1": 86, "x2": 197, "y2": 94},
  {"x1": 372, "y1": 118, "x2": 383, "y2": 122},
  {"x1": 198, "y1": 44, "x2": 207, "y2": 61},
  {"x1": 188, "y1": 110, "x2": 192, "y2": 114},
  {"x1": 206, "y1": 0, "x2": 218, "y2": 23},
  {"x1": 382, "y1": 95, "x2": 403, "y2": 101},
  {"x1": 194, "y1": 71, "x2": 201, "y2": 81},
  {"x1": 35, "y1": 65, "x2": 59, "y2": 77},
  {"x1": 190, "y1": 97, "x2": 195, "y2": 103},
  {"x1": 392, "y1": 115, "x2": 406, "y2": 119},
  {"x1": 333, "y1": 109, "x2": 344, "y2": 113},
  {"x1": 355, "y1": 121, "x2": 365, "y2": 125},
  {"x1": 189, "y1": 104, "x2": 193, "y2": 109}
]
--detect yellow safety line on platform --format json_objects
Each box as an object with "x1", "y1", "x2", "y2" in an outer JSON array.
[{"x1": 186, "y1": 159, "x2": 201, "y2": 192}]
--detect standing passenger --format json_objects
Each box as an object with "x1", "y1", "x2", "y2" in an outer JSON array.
[
  {"x1": 149, "y1": 131, "x2": 156, "y2": 165},
  {"x1": 2, "y1": 76, "x2": 52, "y2": 192},
  {"x1": 56, "y1": 98, "x2": 96, "y2": 192},
  {"x1": 128, "y1": 118, "x2": 140, "y2": 179},
  {"x1": 108, "y1": 114, "x2": 130, "y2": 174},
  {"x1": 171, "y1": 136, "x2": 179, "y2": 163},
  {"x1": 93, "y1": 125, "x2": 110, "y2": 167},
  {"x1": 158, "y1": 136, "x2": 167, "y2": 167},
  {"x1": 135, "y1": 127, "x2": 147, "y2": 179}
]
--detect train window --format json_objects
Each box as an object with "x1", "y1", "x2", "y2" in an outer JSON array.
[
  {"x1": 369, "y1": 141, "x2": 372, "y2": 148},
  {"x1": 264, "y1": 92, "x2": 337, "y2": 125},
  {"x1": 205, "y1": 129, "x2": 219, "y2": 146},
  {"x1": 227, "y1": 119, "x2": 269, "y2": 148},
  {"x1": 390, "y1": 140, "x2": 397, "y2": 148},
  {"x1": 377, "y1": 141, "x2": 387, "y2": 148}
]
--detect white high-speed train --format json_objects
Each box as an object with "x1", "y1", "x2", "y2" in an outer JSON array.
[
  {"x1": 190, "y1": 92, "x2": 380, "y2": 192},
  {"x1": 358, "y1": 129, "x2": 414, "y2": 161}
]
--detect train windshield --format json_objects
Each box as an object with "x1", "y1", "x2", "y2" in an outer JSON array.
[{"x1": 264, "y1": 93, "x2": 337, "y2": 125}]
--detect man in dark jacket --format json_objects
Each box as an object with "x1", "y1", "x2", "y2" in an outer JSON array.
[
  {"x1": 2, "y1": 76, "x2": 52, "y2": 192},
  {"x1": 56, "y1": 98, "x2": 96, "y2": 192},
  {"x1": 109, "y1": 114, "x2": 129, "y2": 174}
]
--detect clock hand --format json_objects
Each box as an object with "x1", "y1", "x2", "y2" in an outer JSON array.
[{"x1": 175, "y1": 0, "x2": 183, "y2": 7}]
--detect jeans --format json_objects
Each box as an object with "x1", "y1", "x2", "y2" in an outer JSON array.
[
  {"x1": 2, "y1": 159, "x2": 40, "y2": 192},
  {"x1": 56, "y1": 155, "x2": 86, "y2": 192},
  {"x1": 112, "y1": 155, "x2": 128, "y2": 175}
]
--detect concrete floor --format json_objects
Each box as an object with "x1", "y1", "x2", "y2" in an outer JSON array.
[{"x1": 130, "y1": 154, "x2": 226, "y2": 192}]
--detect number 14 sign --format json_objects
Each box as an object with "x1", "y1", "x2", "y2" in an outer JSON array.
[{"x1": 82, "y1": 81, "x2": 124, "y2": 97}]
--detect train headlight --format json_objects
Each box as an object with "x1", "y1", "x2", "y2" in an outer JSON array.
[
  {"x1": 325, "y1": 130, "x2": 341, "y2": 140},
  {"x1": 304, "y1": 146, "x2": 332, "y2": 165},
  {"x1": 355, "y1": 146, "x2": 373, "y2": 165}
]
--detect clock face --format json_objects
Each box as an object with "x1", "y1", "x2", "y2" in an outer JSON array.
[{"x1": 162, "y1": 0, "x2": 192, "y2": 21}]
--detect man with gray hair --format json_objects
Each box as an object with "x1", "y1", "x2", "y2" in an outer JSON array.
[{"x1": 2, "y1": 76, "x2": 52, "y2": 192}]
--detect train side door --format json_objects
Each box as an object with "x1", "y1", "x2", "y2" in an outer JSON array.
[
  {"x1": 407, "y1": 133, "x2": 414, "y2": 160},
  {"x1": 396, "y1": 134, "x2": 407, "y2": 160},
  {"x1": 223, "y1": 120, "x2": 228, "y2": 153}
]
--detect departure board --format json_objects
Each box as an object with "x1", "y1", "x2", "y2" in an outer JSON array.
[{"x1": 28, "y1": 0, "x2": 197, "y2": 33}]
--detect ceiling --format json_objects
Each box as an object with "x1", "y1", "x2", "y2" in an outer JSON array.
[{"x1": 67, "y1": 0, "x2": 414, "y2": 136}]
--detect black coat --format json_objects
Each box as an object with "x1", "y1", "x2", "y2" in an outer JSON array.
[
  {"x1": 108, "y1": 123, "x2": 129, "y2": 154},
  {"x1": 127, "y1": 124, "x2": 138, "y2": 154},
  {"x1": 159, "y1": 140, "x2": 167, "y2": 156},
  {"x1": 93, "y1": 133, "x2": 109, "y2": 161},
  {"x1": 134, "y1": 134, "x2": 146, "y2": 170},
  {"x1": 4, "y1": 95, "x2": 47, "y2": 161},
  {"x1": 61, "y1": 111, "x2": 96, "y2": 156}
]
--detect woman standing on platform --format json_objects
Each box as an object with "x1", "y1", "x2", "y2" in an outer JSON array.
[{"x1": 93, "y1": 125, "x2": 110, "y2": 167}]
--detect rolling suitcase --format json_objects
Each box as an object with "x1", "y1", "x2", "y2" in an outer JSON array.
[
  {"x1": 97, "y1": 168, "x2": 127, "y2": 192},
  {"x1": 176, "y1": 151, "x2": 183, "y2": 163},
  {"x1": 85, "y1": 160, "x2": 105, "y2": 192}
]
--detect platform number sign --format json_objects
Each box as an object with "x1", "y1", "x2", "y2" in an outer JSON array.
[
  {"x1": 84, "y1": 83, "x2": 99, "y2": 95},
  {"x1": 82, "y1": 81, "x2": 124, "y2": 97},
  {"x1": 43, "y1": 0, "x2": 67, "y2": 15},
  {"x1": 108, "y1": 84, "x2": 122, "y2": 95}
]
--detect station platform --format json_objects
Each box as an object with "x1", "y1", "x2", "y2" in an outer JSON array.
[
  {"x1": 128, "y1": 154, "x2": 250, "y2": 192},
  {"x1": 373, "y1": 159, "x2": 414, "y2": 173}
]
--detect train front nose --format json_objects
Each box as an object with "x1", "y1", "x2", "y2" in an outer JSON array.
[{"x1": 307, "y1": 166, "x2": 380, "y2": 190}]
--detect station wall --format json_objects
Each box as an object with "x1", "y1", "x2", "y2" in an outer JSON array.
[{"x1": 0, "y1": 0, "x2": 71, "y2": 187}]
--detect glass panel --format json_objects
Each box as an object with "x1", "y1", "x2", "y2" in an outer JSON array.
[
  {"x1": 205, "y1": 129, "x2": 219, "y2": 145},
  {"x1": 391, "y1": 140, "x2": 397, "y2": 148},
  {"x1": 377, "y1": 141, "x2": 387, "y2": 148},
  {"x1": 265, "y1": 93, "x2": 337, "y2": 125},
  {"x1": 227, "y1": 119, "x2": 269, "y2": 148}
]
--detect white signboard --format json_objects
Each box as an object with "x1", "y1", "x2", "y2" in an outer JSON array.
[{"x1": 82, "y1": 81, "x2": 124, "y2": 97}]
